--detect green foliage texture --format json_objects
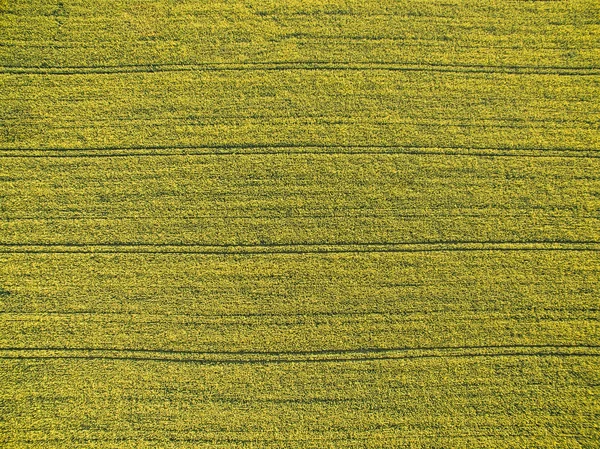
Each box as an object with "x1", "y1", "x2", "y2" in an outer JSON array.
[{"x1": 0, "y1": 0, "x2": 599, "y2": 447}]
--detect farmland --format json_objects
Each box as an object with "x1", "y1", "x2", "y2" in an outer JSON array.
[{"x1": 1, "y1": 0, "x2": 599, "y2": 447}]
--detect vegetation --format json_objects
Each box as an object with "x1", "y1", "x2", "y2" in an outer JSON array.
[{"x1": 1, "y1": 0, "x2": 599, "y2": 447}]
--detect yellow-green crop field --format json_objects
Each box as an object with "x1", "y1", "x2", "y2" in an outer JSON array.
[{"x1": 1, "y1": 0, "x2": 600, "y2": 447}]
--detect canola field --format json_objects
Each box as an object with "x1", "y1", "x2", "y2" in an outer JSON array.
[{"x1": 1, "y1": 0, "x2": 599, "y2": 447}]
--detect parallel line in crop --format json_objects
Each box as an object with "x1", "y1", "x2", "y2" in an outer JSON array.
[
  {"x1": 7, "y1": 436, "x2": 574, "y2": 445},
  {"x1": 4, "y1": 344, "x2": 598, "y2": 355},
  {"x1": 6, "y1": 119, "x2": 596, "y2": 130},
  {"x1": 0, "y1": 144, "x2": 598, "y2": 158},
  {"x1": 3, "y1": 116, "x2": 597, "y2": 126},
  {"x1": 1, "y1": 344, "x2": 598, "y2": 365},
  {"x1": 7, "y1": 212, "x2": 595, "y2": 221},
  {"x1": 1, "y1": 241, "x2": 599, "y2": 254},
  {"x1": 1, "y1": 62, "x2": 598, "y2": 75},
  {"x1": 3, "y1": 308, "x2": 597, "y2": 317}
]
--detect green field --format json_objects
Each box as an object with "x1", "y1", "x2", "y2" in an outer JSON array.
[{"x1": 1, "y1": 0, "x2": 599, "y2": 447}]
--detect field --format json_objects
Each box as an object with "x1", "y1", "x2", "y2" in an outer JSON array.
[{"x1": 1, "y1": 0, "x2": 600, "y2": 447}]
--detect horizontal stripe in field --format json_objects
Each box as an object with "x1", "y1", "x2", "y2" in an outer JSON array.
[
  {"x1": 2, "y1": 152, "x2": 599, "y2": 245},
  {"x1": 2, "y1": 248, "x2": 597, "y2": 354},
  {"x1": 1, "y1": 144, "x2": 599, "y2": 158},
  {"x1": 1, "y1": 344, "x2": 599, "y2": 365},
  {"x1": 2, "y1": 68, "x2": 598, "y2": 152},
  {"x1": 1, "y1": 61, "x2": 599, "y2": 75},
  {"x1": 2, "y1": 0, "x2": 599, "y2": 76},
  {"x1": 1, "y1": 241, "x2": 600, "y2": 254},
  {"x1": 4, "y1": 354, "x2": 597, "y2": 446}
]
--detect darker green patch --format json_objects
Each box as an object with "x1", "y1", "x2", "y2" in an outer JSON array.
[
  {"x1": 52, "y1": 1, "x2": 66, "y2": 17},
  {"x1": 0, "y1": 288, "x2": 10, "y2": 297}
]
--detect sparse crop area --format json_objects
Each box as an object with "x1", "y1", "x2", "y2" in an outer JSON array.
[{"x1": 1, "y1": 1, "x2": 599, "y2": 447}]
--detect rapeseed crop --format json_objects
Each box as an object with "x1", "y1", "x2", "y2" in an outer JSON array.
[{"x1": 1, "y1": 0, "x2": 599, "y2": 447}]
